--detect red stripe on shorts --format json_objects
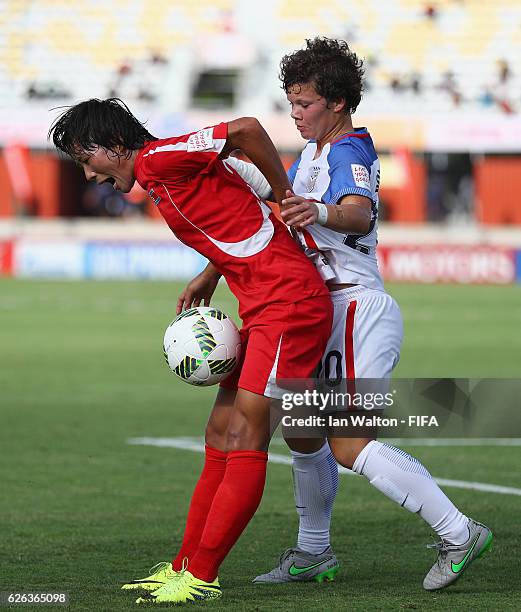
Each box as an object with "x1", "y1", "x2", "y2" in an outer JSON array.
[
  {"x1": 300, "y1": 228, "x2": 319, "y2": 250},
  {"x1": 345, "y1": 300, "x2": 357, "y2": 380}
]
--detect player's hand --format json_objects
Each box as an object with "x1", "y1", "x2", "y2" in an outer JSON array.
[
  {"x1": 176, "y1": 266, "x2": 221, "y2": 314},
  {"x1": 281, "y1": 189, "x2": 319, "y2": 229}
]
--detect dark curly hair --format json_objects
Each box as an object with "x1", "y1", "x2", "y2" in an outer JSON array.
[
  {"x1": 48, "y1": 98, "x2": 156, "y2": 160},
  {"x1": 280, "y1": 37, "x2": 364, "y2": 114}
]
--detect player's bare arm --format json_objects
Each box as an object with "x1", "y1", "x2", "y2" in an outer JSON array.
[
  {"x1": 176, "y1": 263, "x2": 221, "y2": 314},
  {"x1": 281, "y1": 190, "x2": 372, "y2": 233},
  {"x1": 176, "y1": 265, "x2": 220, "y2": 314},
  {"x1": 222, "y1": 117, "x2": 291, "y2": 204}
]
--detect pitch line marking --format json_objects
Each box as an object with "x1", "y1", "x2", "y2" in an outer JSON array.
[{"x1": 127, "y1": 436, "x2": 521, "y2": 497}]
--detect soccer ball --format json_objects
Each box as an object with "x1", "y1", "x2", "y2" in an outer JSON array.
[{"x1": 163, "y1": 307, "x2": 241, "y2": 386}]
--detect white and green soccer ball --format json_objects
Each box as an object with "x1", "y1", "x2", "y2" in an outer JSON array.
[{"x1": 163, "y1": 306, "x2": 241, "y2": 386}]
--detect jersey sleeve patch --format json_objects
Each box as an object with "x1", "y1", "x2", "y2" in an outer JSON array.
[
  {"x1": 350, "y1": 164, "x2": 371, "y2": 190},
  {"x1": 187, "y1": 128, "x2": 216, "y2": 152}
]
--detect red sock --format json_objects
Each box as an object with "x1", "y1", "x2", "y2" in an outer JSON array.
[
  {"x1": 188, "y1": 450, "x2": 268, "y2": 582},
  {"x1": 172, "y1": 445, "x2": 227, "y2": 571}
]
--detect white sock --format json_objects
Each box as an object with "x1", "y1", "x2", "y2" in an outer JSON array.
[
  {"x1": 352, "y1": 441, "x2": 469, "y2": 545},
  {"x1": 291, "y1": 441, "x2": 339, "y2": 554}
]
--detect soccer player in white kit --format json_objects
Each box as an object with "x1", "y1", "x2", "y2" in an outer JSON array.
[{"x1": 236, "y1": 38, "x2": 491, "y2": 591}]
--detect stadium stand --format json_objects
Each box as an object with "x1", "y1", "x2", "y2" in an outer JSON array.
[{"x1": 0, "y1": 1, "x2": 519, "y2": 114}]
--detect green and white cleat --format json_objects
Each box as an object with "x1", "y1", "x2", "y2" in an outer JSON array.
[
  {"x1": 423, "y1": 519, "x2": 493, "y2": 591},
  {"x1": 253, "y1": 547, "x2": 340, "y2": 584},
  {"x1": 121, "y1": 561, "x2": 179, "y2": 592}
]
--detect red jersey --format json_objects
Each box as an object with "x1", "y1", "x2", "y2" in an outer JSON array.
[{"x1": 134, "y1": 123, "x2": 328, "y2": 321}]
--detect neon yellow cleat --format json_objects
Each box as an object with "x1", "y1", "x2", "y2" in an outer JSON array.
[
  {"x1": 121, "y1": 561, "x2": 179, "y2": 592},
  {"x1": 136, "y1": 570, "x2": 222, "y2": 604}
]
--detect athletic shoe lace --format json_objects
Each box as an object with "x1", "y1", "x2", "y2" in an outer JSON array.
[
  {"x1": 279, "y1": 548, "x2": 299, "y2": 567},
  {"x1": 427, "y1": 538, "x2": 465, "y2": 570},
  {"x1": 155, "y1": 558, "x2": 189, "y2": 596},
  {"x1": 147, "y1": 561, "x2": 171, "y2": 576},
  {"x1": 425, "y1": 540, "x2": 450, "y2": 572}
]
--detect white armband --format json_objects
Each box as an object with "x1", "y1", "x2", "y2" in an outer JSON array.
[
  {"x1": 223, "y1": 157, "x2": 272, "y2": 200},
  {"x1": 315, "y1": 202, "x2": 329, "y2": 226}
]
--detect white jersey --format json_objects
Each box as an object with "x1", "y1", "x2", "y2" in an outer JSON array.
[
  {"x1": 288, "y1": 129, "x2": 384, "y2": 290},
  {"x1": 225, "y1": 147, "x2": 403, "y2": 381}
]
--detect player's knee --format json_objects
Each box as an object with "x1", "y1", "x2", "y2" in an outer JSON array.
[
  {"x1": 330, "y1": 439, "x2": 373, "y2": 470},
  {"x1": 332, "y1": 448, "x2": 356, "y2": 470},
  {"x1": 225, "y1": 428, "x2": 245, "y2": 451},
  {"x1": 225, "y1": 425, "x2": 269, "y2": 452},
  {"x1": 284, "y1": 437, "x2": 326, "y2": 454},
  {"x1": 204, "y1": 421, "x2": 227, "y2": 450},
  {"x1": 205, "y1": 390, "x2": 235, "y2": 449},
  {"x1": 205, "y1": 412, "x2": 230, "y2": 449}
]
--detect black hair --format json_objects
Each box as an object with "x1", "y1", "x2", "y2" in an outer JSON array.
[
  {"x1": 48, "y1": 98, "x2": 157, "y2": 160},
  {"x1": 280, "y1": 37, "x2": 364, "y2": 114}
]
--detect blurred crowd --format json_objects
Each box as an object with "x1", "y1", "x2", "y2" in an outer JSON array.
[
  {"x1": 19, "y1": 3, "x2": 520, "y2": 115},
  {"x1": 378, "y1": 57, "x2": 515, "y2": 114}
]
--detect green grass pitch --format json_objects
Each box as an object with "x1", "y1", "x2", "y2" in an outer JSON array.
[{"x1": 1, "y1": 279, "x2": 520, "y2": 611}]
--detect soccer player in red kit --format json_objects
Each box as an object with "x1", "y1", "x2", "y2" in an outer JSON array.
[{"x1": 49, "y1": 99, "x2": 332, "y2": 605}]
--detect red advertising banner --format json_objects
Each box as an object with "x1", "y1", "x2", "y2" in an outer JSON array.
[
  {"x1": 378, "y1": 245, "x2": 515, "y2": 285},
  {"x1": 0, "y1": 240, "x2": 13, "y2": 276}
]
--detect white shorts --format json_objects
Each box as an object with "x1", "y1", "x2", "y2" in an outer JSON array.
[{"x1": 318, "y1": 285, "x2": 403, "y2": 382}]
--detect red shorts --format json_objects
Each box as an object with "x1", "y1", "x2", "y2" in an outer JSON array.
[{"x1": 220, "y1": 295, "x2": 333, "y2": 398}]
